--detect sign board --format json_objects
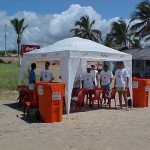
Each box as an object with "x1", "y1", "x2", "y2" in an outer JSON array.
[
  {"x1": 21, "y1": 44, "x2": 40, "y2": 54},
  {"x1": 52, "y1": 92, "x2": 61, "y2": 100},
  {"x1": 38, "y1": 85, "x2": 43, "y2": 95},
  {"x1": 145, "y1": 86, "x2": 150, "y2": 92},
  {"x1": 132, "y1": 81, "x2": 138, "y2": 88}
]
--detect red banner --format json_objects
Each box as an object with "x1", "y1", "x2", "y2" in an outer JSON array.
[{"x1": 21, "y1": 45, "x2": 40, "y2": 54}]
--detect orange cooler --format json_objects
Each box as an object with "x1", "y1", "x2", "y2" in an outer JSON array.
[
  {"x1": 132, "y1": 78, "x2": 150, "y2": 107},
  {"x1": 37, "y1": 82, "x2": 65, "y2": 123}
]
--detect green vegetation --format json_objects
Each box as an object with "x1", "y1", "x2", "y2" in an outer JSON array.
[
  {"x1": 130, "y1": 0, "x2": 150, "y2": 42},
  {"x1": 70, "y1": 1, "x2": 150, "y2": 49},
  {"x1": 0, "y1": 50, "x2": 17, "y2": 57},
  {"x1": 0, "y1": 63, "x2": 28, "y2": 90},
  {"x1": 70, "y1": 15, "x2": 102, "y2": 43}
]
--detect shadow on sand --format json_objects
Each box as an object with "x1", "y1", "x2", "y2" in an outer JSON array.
[
  {"x1": 3, "y1": 102, "x2": 43, "y2": 124},
  {"x1": 67, "y1": 102, "x2": 118, "y2": 114},
  {"x1": 4, "y1": 101, "x2": 118, "y2": 124}
]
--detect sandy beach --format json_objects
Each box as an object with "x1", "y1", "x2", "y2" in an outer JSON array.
[
  {"x1": 0, "y1": 94, "x2": 150, "y2": 150},
  {"x1": 1, "y1": 58, "x2": 150, "y2": 150}
]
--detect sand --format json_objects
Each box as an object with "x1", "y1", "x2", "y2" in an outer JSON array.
[
  {"x1": 1, "y1": 57, "x2": 150, "y2": 150},
  {"x1": 0, "y1": 96, "x2": 150, "y2": 150}
]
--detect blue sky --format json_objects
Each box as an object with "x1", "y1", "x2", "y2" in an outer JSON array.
[
  {"x1": 0, "y1": 0, "x2": 142, "y2": 19},
  {"x1": 0, "y1": 0, "x2": 144, "y2": 50}
]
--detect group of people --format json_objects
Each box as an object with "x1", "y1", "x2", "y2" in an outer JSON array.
[
  {"x1": 28, "y1": 61, "x2": 129, "y2": 110},
  {"x1": 73, "y1": 62, "x2": 129, "y2": 110},
  {"x1": 28, "y1": 61, "x2": 54, "y2": 90}
]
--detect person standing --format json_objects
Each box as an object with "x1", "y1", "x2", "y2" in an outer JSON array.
[
  {"x1": 72, "y1": 73, "x2": 82, "y2": 97},
  {"x1": 28, "y1": 63, "x2": 36, "y2": 90},
  {"x1": 82, "y1": 65, "x2": 95, "y2": 107},
  {"x1": 91, "y1": 64, "x2": 98, "y2": 87},
  {"x1": 40, "y1": 61, "x2": 54, "y2": 82},
  {"x1": 99, "y1": 65, "x2": 113, "y2": 105},
  {"x1": 114, "y1": 61, "x2": 129, "y2": 110}
]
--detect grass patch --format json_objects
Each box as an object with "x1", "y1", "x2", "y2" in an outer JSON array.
[
  {"x1": 0, "y1": 89, "x2": 18, "y2": 100},
  {"x1": 0, "y1": 64, "x2": 28, "y2": 90}
]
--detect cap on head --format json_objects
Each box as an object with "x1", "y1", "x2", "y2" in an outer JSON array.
[
  {"x1": 86, "y1": 65, "x2": 92, "y2": 69},
  {"x1": 91, "y1": 64, "x2": 95, "y2": 67}
]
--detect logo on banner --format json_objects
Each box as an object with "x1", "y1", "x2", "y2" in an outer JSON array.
[
  {"x1": 120, "y1": 55, "x2": 124, "y2": 58},
  {"x1": 55, "y1": 52, "x2": 60, "y2": 56},
  {"x1": 101, "y1": 53, "x2": 109, "y2": 57},
  {"x1": 41, "y1": 54, "x2": 48, "y2": 57},
  {"x1": 83, "y1": 53, "x2": 88, "y2": 56},
  {"x1": 22, "y1": 45, "x2": 40, "y2": 54}
]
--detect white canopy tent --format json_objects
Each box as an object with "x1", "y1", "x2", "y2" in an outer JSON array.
[{"x1": 18, "y1": 37, "x2": 132, "y2": 114}]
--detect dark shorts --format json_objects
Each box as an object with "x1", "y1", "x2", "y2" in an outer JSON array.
[
  {"x1": 72, "y1": 87, "x2": 80, "y2": 96},
  {"x1": 73, "y1": 87, "x2": 80, "y2": 91},
  {"x1": 101, "y1": 84, "x2": 110, "y2": 92},
  {"x1": 88, "y1": 89, "x2": 94, "y2": 94}
]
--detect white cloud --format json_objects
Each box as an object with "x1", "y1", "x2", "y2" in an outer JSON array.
[{"x1": 0, "y1": 4, "x2": 122, "y2": 50}]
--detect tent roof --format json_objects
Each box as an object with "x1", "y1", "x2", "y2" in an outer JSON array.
[{"x1": 24, "y1": 37, "x2": 131, "y2": 61}]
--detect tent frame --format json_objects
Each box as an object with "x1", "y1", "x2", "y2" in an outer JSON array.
[{"x1": 18, "y1": 37, "x2": 132, "y2": 114}]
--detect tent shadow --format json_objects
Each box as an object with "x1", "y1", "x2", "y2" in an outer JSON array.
[
  {"x1": 3, "y1": 102, "x2": 43, "y2": 124},
  {"x1": 19, "y1": 114, "x2": 43, "y2": 124},
  {"x1": 68, "y1": 103, "x2": 118, "y2": 113}
]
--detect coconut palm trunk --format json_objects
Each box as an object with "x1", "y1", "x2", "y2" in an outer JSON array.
[{"x1": 17, "y1": 38, "x2": 21, "y2": 65}]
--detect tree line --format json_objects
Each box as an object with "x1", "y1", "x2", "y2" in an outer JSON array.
[
  {"x1": 10, "y1": 0, "x2": 150, "y2": 59},
  {"x1": 70, "y1": 0, "x2": 150, "y2": 49}
]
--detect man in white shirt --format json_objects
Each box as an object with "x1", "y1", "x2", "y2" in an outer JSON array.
[
  {"x1": 40, "y1": 61, "x2": 54, "y2": 82},
  {"x1": 91, "y1": 64, "x2": 98, "y2": 87},
  {"x1": 82, "y1": 65, "x2": 95, "y2": 107},
  {"x1": 99, "y1": 65, "x2": 113, "y2": 105},
  {"x1": 114, "y1": 61, "x2": 129, "y2": 110}
]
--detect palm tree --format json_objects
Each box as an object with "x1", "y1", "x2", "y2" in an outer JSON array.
[
  {"x1": 104, "y1": 33, "x2": 114, "y2": 47},
  {"x1": 132, "y1": 39, "x2": 141, "y2": 49},
  {"x1": 110, "y1": 19, "x2": 132, "y2": 48},
  {"x1": 10, "y1": 18, "x2": 28, "y2": 58},
  {"x1": 70, "y1": 15, "x2": 102, "y2": 43},
  {"x1": 130, "y1": 0, "x2": 150, "y2": 42}
]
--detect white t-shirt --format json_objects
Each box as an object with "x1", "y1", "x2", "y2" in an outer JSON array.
[
  {"x1": 99, "y1": 70, "x2": 113, "y2": 86},
  {"x1": 115, "y1": 68, "x2": 129, "y2": 87},
  {"x1": 82, "y1": 72, "x2": 95, "y2": 89},
  {"x1": 73, "y1": 74, "x2": 82, "y2": 88},
  {"x1": 91, "y1": 69, "x2": 98, "y2": 86},
  {"x1": 40, "y1": 69, "x2": 53, "y2": 82}
]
